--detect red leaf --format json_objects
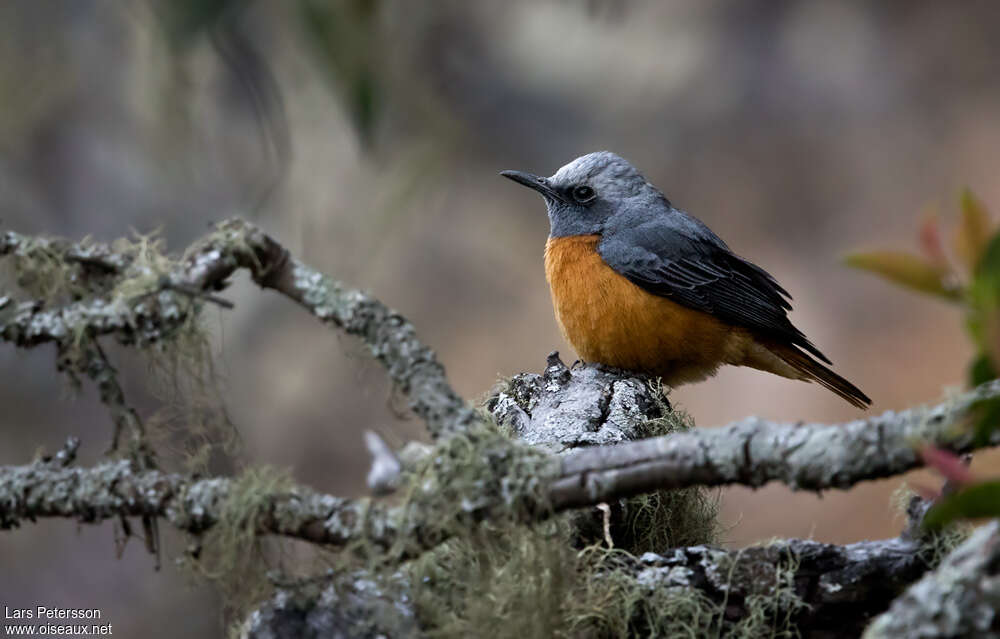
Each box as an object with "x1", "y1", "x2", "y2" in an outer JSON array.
[
  {"x1": 919, "y1": 214, "x2": 948, "y2": 267},
  {"x1": 920, "y1": 445, "x2": 975, "y2": 486}
]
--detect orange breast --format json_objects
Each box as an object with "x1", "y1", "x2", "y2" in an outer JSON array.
[{"x1": 544, "y1": 235, "x2": 745, "y2": 384}]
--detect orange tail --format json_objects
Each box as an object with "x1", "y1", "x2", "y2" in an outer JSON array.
[{"x1": 767, "y1": 342, "x2": 872, "y2": 409}]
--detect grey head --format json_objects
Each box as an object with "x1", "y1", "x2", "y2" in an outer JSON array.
[{"x1": 501, "y1": 151, "x2": 672, "y2": 238}]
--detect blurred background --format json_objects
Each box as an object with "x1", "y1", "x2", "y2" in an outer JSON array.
[{"x1": 2, "y1": 0, "x2": 999, "y2": 635}]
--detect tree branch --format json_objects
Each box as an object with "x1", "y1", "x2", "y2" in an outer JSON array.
[
  {"x1": 0, "y1": 433, "x2": 543, "y2": 559},
  {"x1": 1, "y1": 219, "x2": 477, "y2": 439},
  {"x1": 546, "y1": 378, "x2": 1000, "y2": 508},
  {"x1": 5, "y1": 358, "x2": 996, "y2": 558},
  {"x1": 242, "y1": 513, "x2": 942, "y2": 639},
  {"x1": 0, "y1": 453, "x2": 396, "y2": 549},
  {"x1": 488, "y1": 355, "x2": 1000, "y2": 506},
  {"x1": 864, "y1": 521, "x2": 1000, "y2": 638},
  {"x1": 613, "y1": 535, "x2": 930, "y2": 638}
]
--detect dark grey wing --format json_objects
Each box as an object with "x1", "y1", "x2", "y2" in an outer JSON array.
[{"x1": 598, "y1": 213, "x2": 832, "y2": 364}]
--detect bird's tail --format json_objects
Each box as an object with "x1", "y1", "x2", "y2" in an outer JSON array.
[{"x1": 767, "y1": 341, "x2": 872, "y2": 409}]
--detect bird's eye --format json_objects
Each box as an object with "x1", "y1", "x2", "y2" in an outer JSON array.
[{"x1": 571, "y1": 185, "x2": 596, "y2": 203}]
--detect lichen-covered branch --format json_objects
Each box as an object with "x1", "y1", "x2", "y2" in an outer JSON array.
[
  {"x1": 242, "y1": 570, "x2": 420, "y2": 639},
  {"x1": 541, "y1": 376, "x2": 1000, "y2": 508},
  {"x1": 195, "y1": 221, "x2": 480, "y2": 439},
  {"x1": 0, "y1": 428, "x2": 553, "y2": 559},
  {"x1": 242, "y1": 523, "x2": 946, "y2": 639},
  {"x1": 609, "y1": 536, "x2": 929, "y2": 638},
  {"x1": 0, "y1": 230, "x2": 130, "y2": 286},
  {"x1": 4, "y1": 352, "x2": 998, "y2": 564},
  {"x1": 0, "y1": 454, "x2": 391, "y2": 548},
  {"x1": 69, "y1": 340, "x2": 152, "y2": 460},
  {"x1": 0, "y1": 219, "x2": 476, "y2": 439},
  {"x1": 241, "y1": 477, "x2": 944, "y2": 638},
  {"x1": 488, "y1": 356, "x2": 1000, "y2": 506},
  {"x1": 864, "y1": 521, "x2": 1000, "y2": 638}
]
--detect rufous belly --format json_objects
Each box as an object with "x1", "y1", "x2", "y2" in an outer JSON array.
[{"x1": 544, "y1": 234, "x2": 770, "y2": 385}]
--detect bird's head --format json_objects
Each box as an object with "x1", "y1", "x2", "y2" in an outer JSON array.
[{"x1": 501, "y1": 151, "x2": 666, "y2": 237}]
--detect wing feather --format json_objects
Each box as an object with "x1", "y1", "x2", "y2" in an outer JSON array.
[{"x1": 598, "y1": 215, "x2": 831, "y2": 364}]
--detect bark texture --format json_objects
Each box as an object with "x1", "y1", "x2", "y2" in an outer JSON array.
[{"x1": 865, "y1": 521, "x2": 1000, "y2": 638}]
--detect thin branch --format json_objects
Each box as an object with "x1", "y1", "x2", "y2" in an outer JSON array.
[
  {"x1": 0, "y1": 219, "x2": 477, "y2": 439},
  {"x1": 549, "y1": 379, "x2": 1000, "y2": 508},
  {"x1": 40, "y1": 437, "x2": 80, "y2": 469},
  {"x1": 0, "y1": 457, "x2": 391, "y2": 549},
  {"x1": 69, "y1": 339, "x2": 152, "y2": 462},
  {"x1": 489, "y1": 356, "x2": 1000, "y2": 507},
  {"x1": 0, "y1": 446, "x2": 527, "y2": 558},
  {"x1": 0, "y1": 230, "x2": 129, "y2": 273},
  {"x1": 200, "y1": 220, "x2": 478, "y2": 439}
]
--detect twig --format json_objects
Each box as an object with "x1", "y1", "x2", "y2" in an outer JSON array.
[
  {"x1": 68, "y1": 339, "x2": 151, "y2": 461},
  {"x1": 364, "y1": 430, "x2": 402, "y2": 495},
  {"x1": 40, "y1": 437, "x2": 80, "y2": 469}
]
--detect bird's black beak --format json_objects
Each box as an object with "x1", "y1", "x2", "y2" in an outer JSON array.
[{"x1": 500, "y1": 170, "x2": 564, "y2": 202}]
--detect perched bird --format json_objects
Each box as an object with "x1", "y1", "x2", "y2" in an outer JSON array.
[{"x1": 501, "y1": 152, "x2": 871, "y2": 408}]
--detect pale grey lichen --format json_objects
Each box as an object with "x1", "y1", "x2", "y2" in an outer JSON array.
[{"x1": 864, "y1": 522, "x2": 1000, "y2": 638}]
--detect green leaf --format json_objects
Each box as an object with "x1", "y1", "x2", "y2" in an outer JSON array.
[
  {"x1": 156, "y1": 0, "x2": 237, "y2": 47},
  {"x1": 924, "y1": 480, "x2": 1000, "y2": 530},
  {"x1": 955, "y1": 189, "x2": 993, "y2": 274},
  {"x1": 844, "y1": 251, "x2": 961, "y2": 301},
  {"x1": 965, "y1": 236, "x2": 1000, "y2": 350},
  {"x1": 975, "y1": 232, "x2": 1000, "y2": 283},
  {"x1": 969, "y1": 353, "x2": 997, "y2": 386},
  {"x1": 972, "y1": 395, "x2": 1000, "y2": 447}
]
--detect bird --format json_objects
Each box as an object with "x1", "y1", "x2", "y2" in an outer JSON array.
[{"x1": 501, "y1": 151, "x2": 871, "y2": 409}]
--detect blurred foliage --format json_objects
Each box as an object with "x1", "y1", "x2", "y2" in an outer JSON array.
[
  {"x1": 846, "y1": 189, "x2": 1000, "y2": 387},
  {"x1": 153, "y1": 0, "x2": 384, "y2": 197},
  {"x1": 846, "y1": 190, "x2": 986, "y2": 309},
  {"x1": 924, "y1": 480, "x2": 1000, "y2": 531},
  {"x1": 849, "y1": 191, "x2": 1000, "y2": 528},
  {"x1": 919, "y1": 443, "x2": 998, "y2": 532},
  {"x1": 154, "y1": 0, "x2": 294, "y2": 211},
  {"x1": 843, "y1": 250, "x2": 960, "y2": 301},
  {"x1": 298, "y1": 0, "x2": 382, "y2": 145},
  {"x1": 155, "y1": 0, "x2": 240, "y2": 46}
]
